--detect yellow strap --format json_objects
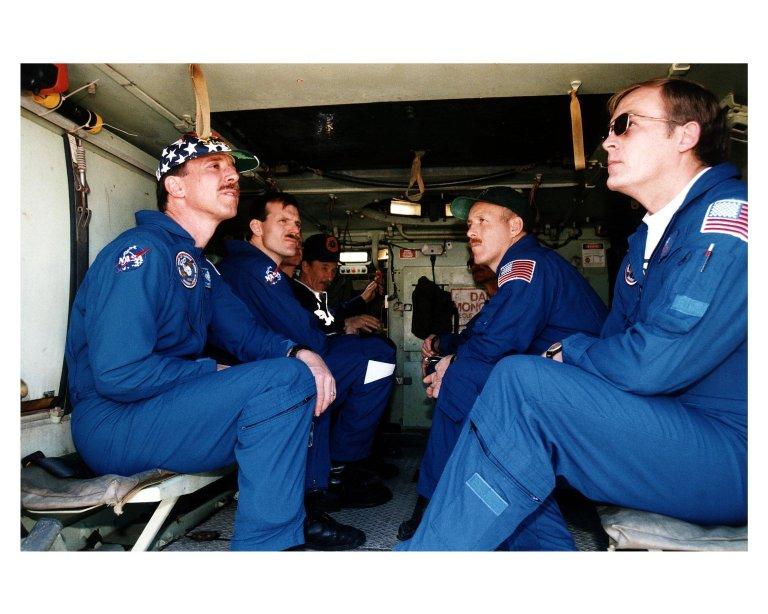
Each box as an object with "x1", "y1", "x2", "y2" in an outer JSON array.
[
  {"x1": 189, "y1": 64, "x2": 211, "y2": 140},
  {"x1": 569, "y1": 88, "x2": 585, "y2": 171},
  {"x1": 406, "y1": 150, "x2": 426, "y2": 202}
]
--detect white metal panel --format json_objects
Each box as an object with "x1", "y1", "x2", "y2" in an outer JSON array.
[
  {"x1": 20, "y1": 118, "x2": 71, "y2": 400},
  {"x1": 20, "y1": 116, "x2": 156, "y2": 400},
  {"x1": 84, "y1": 145, "x2": 156, "y2": 260},
  {"x1": 20, "y1": 414, "x2": 76, "y2": 458}
]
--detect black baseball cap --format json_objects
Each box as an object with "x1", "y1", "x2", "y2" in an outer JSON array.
[
  {"x1": 302, "y1": 233, "x2": 341, "y2": 263},
  {"x1": 450, "y1": 186, "x2": 532, "y2": 228}
]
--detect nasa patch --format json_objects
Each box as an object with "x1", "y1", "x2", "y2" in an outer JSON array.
[
  {"x1": 116, "y1": 245, "x2": 150, "y2": 272},
  {"x1": 176, "y1": 251, "x2": 198, "y2": 288},
  {"x1": 264, "y1": 265, "x2": 282, "y2": 285},
  {"x1": 624, "y1": 262, "x2": 638, "y2": 286}
]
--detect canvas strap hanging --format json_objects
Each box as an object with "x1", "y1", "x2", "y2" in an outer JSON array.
[
  {"x1": 569, "y1": 83, "x2": 586, "y2": 171},
  {"x1": 189, "y1": 64, "x2": 211, "y2": 139},
  {"x1": 405, "y1": 150, "x2": 426, "y2": 202}
]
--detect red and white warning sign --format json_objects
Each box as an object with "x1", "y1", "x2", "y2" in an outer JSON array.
[
  {"x1": 581, "y1": 242, "x2": 606, "y2": 268},
  {"x1": 451, "y1": 287, "x2": 489, "y2": 329},
  {"x1": 399, "y1": 248, "x2": 418, "y2": 259}
]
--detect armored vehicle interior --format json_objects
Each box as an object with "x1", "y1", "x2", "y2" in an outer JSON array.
[{"x1": 15, "y1": 49, "x2": 754, "y2": 612}]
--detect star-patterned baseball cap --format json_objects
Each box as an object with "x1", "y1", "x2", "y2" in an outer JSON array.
[{"x1": 156, "y1": 131, "x2": 260, "y2": 180}]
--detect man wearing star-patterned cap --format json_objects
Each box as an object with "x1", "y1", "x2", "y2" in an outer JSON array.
[
  {"x1": 65, "y1": 132, "x2": 336, "y2": 551},
  {"x1": 155, "y1": 132, "x2": 260, "y2": 213},
  {"x1": 155, "y1": 131, "x2": 259, "y2": 180}
]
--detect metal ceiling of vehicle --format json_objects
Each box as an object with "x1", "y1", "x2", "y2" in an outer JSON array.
[
  {"x1": 213, "y1": 93, "x2": 611, "y2": 171},
  {"x1": 56, "y1": 63, "x2": 745, "y2": 173},
  {"x1": 61, "y1": 63, "x2": 676, "y2": 163},
  {"x1": 38, "y1": 63, "x2": 746, "y2": 233}
]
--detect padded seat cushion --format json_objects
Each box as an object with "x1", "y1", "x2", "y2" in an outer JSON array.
[
  {"x1": 21, "y1": 466, "x2": 174, "y2": 514},
  {"x1": 598, "y1": 506, "x2": 747, "y2": 551}
]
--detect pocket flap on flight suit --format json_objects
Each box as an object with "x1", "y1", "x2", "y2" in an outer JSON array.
[{"x1": 655, "y1": 246, "x2": 731, "y2": 334}]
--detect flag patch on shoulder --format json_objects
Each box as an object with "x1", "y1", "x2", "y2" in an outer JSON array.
[
  {"x1": 700, "y1": 199, "x2": 748, "y2": 242},
  {"x1": 498, "y1": 259, "x2": 536, "y2": 286}
]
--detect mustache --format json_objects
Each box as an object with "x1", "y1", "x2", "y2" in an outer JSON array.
[
  {"x1": 470, "y1": 239, "x2": 481, "y2": 247},
  {"x1": 286, "y1": 233, "x2": 301, "y2": 242}
]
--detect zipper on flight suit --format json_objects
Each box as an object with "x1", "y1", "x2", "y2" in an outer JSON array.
[
  {"x1": 470, "y1": 423, "x2": 542, "y2": 503},
  {"x1": 241, "y1": 395, "x2": 314, "y2": 430}
]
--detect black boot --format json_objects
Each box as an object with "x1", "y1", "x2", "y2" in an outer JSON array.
[
  {"x1": 303, "y1": 507, "x2": 366, "y2": 551},
  {"x1": 397, "y1": 495, "x2": 429, "y2": 541},
  {"x1": 328, "y1": 461, "x2": 393, "y2": 509},
  {"x1": 304, "y1": 488, "x2": 341, "y2": 513}
]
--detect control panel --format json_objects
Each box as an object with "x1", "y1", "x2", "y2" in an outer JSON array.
[{"x1": 339, "y1": 264, "x2": 369, "y2": 275}]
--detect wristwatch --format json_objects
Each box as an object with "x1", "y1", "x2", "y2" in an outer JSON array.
[
  {"x1": 545, "y1": 341, "x2": 563, "y2": 359},
  {"x1": 287, "y1": 344, "x2": 311, "y2": 358}
]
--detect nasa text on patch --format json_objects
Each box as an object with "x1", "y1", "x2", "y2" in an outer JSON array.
[
  {"x1": 264, "y1": 265, "x2": 282, "y2": 285},
  {"x1": 116, "y1": 245, "x2": 150, "y2": 272},
  {"x1": 624, "y1": 262, "x2": 638, "y2": 286}
]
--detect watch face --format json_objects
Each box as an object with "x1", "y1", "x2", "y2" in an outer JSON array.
[{"x1": 547, "y1": 342, "x2": 562, "y2": 357}]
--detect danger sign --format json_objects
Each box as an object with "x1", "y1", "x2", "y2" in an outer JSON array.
[{"x1": 451, "y1": 287, "x2": 489, "y2": 329}]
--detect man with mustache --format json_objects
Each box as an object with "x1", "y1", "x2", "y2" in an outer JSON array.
[
  {"x1": 292, "y1": 233, "x2": 385, "y2": 335},
  {"x1": 397, "y1": 186, "x2": 608, "y2": 544},
  {"x1": 65, "y1": 133, "x2": 335, "y2": 551},
  {"x1": 420, "y1": 255, "x2": 498, "y2": 365},
  {"x1": 398, "y1": 78, "x2": 747, "y2": 551},
  {"x1": 219, "y1": 193, "x2": 396, "y2": 549}
]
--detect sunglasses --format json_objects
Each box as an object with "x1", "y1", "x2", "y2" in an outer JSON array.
[{"x1": 607, "y1": 112, "x2": 681, "y2": 137}]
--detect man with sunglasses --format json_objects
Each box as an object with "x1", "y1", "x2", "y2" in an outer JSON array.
[{"x1": 397, "y1": 78, "x2": 747, "y2": 551}]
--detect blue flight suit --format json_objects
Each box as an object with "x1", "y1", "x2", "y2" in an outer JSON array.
[
  {"x1": 435, "y1": 309, "x2": 481, "y2": 355},
  {"x1": 65, "y1": 211, "x2": 316, "y2": 551},
  {"x1": 398, "y1": 163, "x2": 747, "y2": 550},
  {"x1": 218, "y1": 240, "x2": 395, "y2": 491},
  {"x1": 417, "y1": 234, "x2": 608, "y2": 505}
]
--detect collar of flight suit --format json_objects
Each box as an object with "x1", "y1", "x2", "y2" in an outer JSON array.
[
  {"x1": 224, "y1": 239, "x2": 279, "y2": 268},
  {"x1": 135, "y1": 210, "x2": 196, "y2": 245},
  {"x1": 674, "y1": 162, "x2": 741, "y2": 216},
  {"x1": 624, "y1": 162, "x2": 743, "y2": 284},
  {"x1": 494, "y1": 233, "x2": 539, "y2": 277}
]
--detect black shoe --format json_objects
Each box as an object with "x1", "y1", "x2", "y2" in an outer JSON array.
[
  {"x1": 303, "y1": 510, "x2": 366, "y2": 551},
  {"x1": 329, "y1": 462, "x2": 393, "y2": 509},
  {"x1": 304, "y1": 488, "x2": 341, "y2": 513},
  {"x1": 397, "y1": 495, "x2": 429, "y2": 541},
  {"x1": 359, "y1": 456, "x2": 400, "y2": 480}
]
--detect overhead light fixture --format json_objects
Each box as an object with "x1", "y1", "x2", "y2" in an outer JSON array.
[
  {"x1": 340, "y1": 250, "x2": 370, "y2": 264},
  {"x1": 390, "y1": 198, "x2": 421, "y2": 216},
  {"x1": 444, "y1": 204, "x2": 454, "y2": 217}
]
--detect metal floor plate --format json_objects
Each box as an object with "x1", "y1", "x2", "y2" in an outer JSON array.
[{"x1": 163, "y1": 439, "x2": 608, "y2": 552}]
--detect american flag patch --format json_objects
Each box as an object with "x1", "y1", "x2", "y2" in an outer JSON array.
[
  {"x1": 498, "y1": 259, "x2": 536, "y2": 286},
  {"x1": 700, "y1": 199, "x2": 748, "y2": 242}
]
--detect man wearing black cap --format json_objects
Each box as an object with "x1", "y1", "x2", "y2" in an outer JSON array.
[
  {"x1": 292, "y1": 233, "x2": 384, "y2": 335},
  {"x1": 397, "y1": 185, "x2": 608, "y2": 543},
  {"x1": 64, "y1": 133, "x2": 335, "y2": 551},
  {"x1": 218, "y1": 194, "x2": 397, "y2": 531}
]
